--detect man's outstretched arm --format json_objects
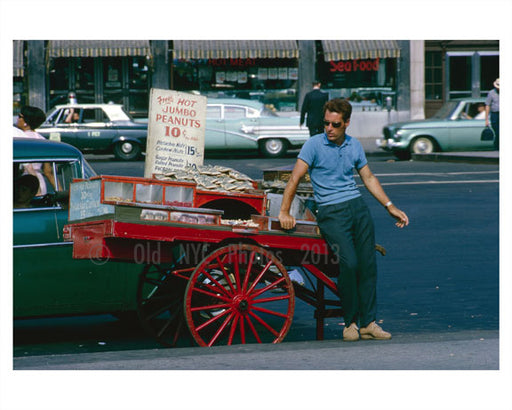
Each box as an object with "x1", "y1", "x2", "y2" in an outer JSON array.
[{"x1": 358, "y1": 164, "x2": 409, "y2": 228}]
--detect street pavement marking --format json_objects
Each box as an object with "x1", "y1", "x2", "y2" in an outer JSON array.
[
  {"x1": 373, "y1": 171, "x2": 499, "y2": 177},
  {"x1": 358, "y1": 179, "x2": 499, "y2": 187}
]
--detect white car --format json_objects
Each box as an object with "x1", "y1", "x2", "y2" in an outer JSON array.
[{"x1": 205, "y1": 98, "x2": 309, "y2": 157}]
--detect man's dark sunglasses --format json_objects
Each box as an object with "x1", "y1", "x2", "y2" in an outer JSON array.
[{"x1": 323, "y1": 120, "x2": 342, "y2": 128}]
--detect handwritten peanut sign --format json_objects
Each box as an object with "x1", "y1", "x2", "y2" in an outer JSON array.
[{"x1": 144, "y1": 89, "x2": 207, "y2": 178}]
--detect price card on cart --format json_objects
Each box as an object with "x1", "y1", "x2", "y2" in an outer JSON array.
[{"x1": 144, "y1": 89, "x2": 207, "y2": 178}]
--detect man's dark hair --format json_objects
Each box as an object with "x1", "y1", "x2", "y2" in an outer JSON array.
[
  {"x1": 20, "y1": 106, "x2": 46, "y2": 130},
  {"x1": 324, "y1": 98, "x2": 352, "y2": 121}
]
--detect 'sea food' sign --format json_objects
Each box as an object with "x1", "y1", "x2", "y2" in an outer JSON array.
[{"x1": 144, "y1": 89, "x2": 207, "y2": 178}]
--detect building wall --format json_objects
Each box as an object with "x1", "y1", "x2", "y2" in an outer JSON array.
[
  {"x1": 16, "y1": 40, "x2": 499, "y2": 138},
  {"x1": 410, "y1": 40, "x2": 425, "y2": 120},
  {"x1": 26, "y1": 41, "x2": 46, "y2": 110},
  {"x1": 424, "y1": 40, "x2": 499, "y2": 118}
]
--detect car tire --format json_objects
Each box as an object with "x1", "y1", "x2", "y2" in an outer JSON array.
[
  {"x1": 259, "y1": 138, "x2": 287, "y2": 158},
  {"x1": 410, "y1": 136, "x2": 436, "y2": 155},
  {"x1": 113, "y1": 140, "x2": 141, "y2": 161}
]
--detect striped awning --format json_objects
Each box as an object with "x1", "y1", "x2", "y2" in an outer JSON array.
[
  {"x1": 47, "y1": 40, "x2": 151, "y2": 58},
  {"x1": 173, "y1": 40, "x2": 299, "y2": 59},
  {"x1": 13, "y1": 40, "x2": 24, "y2": 77},
  {"x1": 321, "y1": 40, "x2": 401, "y2": 61}
]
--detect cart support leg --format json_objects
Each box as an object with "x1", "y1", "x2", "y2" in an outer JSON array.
[{"x1": 316, "y1": 280, "x2": 325, "y2": 340}]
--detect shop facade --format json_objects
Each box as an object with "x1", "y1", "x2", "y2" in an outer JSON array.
[
  {"x1": 13, "y1": 40, "x2": 499, "y2": 123},
  {"x1": 14, "y1": 40, "x2": 404, "y2": 116},
  {"x1": 13, "y1": 40, "x2": 25, "y2": 116},
  {"x1": 316, "y1": 40, "x2": 402, "y2": 111},
  {"x1": 424, "y1": 40, "x2": 499, "y2": 117},
  {"x1": 46, "y1": 40, "x2": 152, "y2": 118},
  {"x1": 169, "y1": 40, "x2": 404, "y2": 112},
  {"x1": 13, "y1": 40, "x2": 153, "y2": 119},
  {"x1": 171, "y1": 40, "x2": 300, "y2": 112}
]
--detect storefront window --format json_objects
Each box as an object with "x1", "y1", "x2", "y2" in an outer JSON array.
[
  {"x1": 129, "y1": 57, "x2": 149, "y2": 90},
  {"x1": 74, "y1": 58, "x2": 95, "y2": 104},
  {"x1": 425, "y1": 51, "x2": 443, "y2": 100},
  {"x1": 49, "y1": 59, "x2": 72, "y2": 107},
  {"x1": 318, "y1": 58, "x2": 397, "y2": 110},
  {"x1": 48, "y1": 55, "x2": 149, "y2": 117},
  {"x1": 128, "y1": 57, "x2": 149, "y2": 117},
  {"x1": 100, "y1": 57, "x2": 151, "y2": 116},
  {"x1": 479, "y1": 53, "x2": 499, "y2": 93},
  {"x1": 103, "y1": 57, "x2": 123, "y2": 104},
  {"x1": 49, "y1": 59, "x2": 70, "y2": 92},
  {"x1": 48, "y1": 58, "x2": 95, "y2": 107},
  {"x1": 447, "y1": 52, "x2": 499, "y2": 99},
  {"x1": 448, "y1": 55, "x2": 472, "y2": 99},
  {"x1": 13, "y1": 79, "x2": 26, "y2": 116},
  {"x1": 75, "y1": 58, "x2": 95, "y2": 91},
  {"x1": 172, "y1": 58, "x2": 299, "y2": 111}
]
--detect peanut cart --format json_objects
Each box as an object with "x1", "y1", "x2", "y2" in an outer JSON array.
[{"x1": 64, "y1": 170, "x2": 384, "y2": 347}]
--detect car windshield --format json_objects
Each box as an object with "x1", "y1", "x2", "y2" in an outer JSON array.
[
  {"x1": 43, "y1": 108, "x2": 61, "y2": 125},
  {"x1": 432, "y1": 101, "x2": 459, "y2": 119},
  {"x1": 83, "y1": 159, "x2": 97, "y2": 179}
]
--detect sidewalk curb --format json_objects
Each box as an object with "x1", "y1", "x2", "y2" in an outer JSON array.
[
  {"x1": 412, "y1": 151, "x2": 499, "y2": 164},
  {"x1": 13, "y1": 330, "x2": 499, "y2": 370}
]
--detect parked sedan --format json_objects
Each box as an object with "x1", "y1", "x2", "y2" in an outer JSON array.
[
  {"x1": 205, "y1": 98, "x2": 309, "y2": 157},
  {"x1": 13, "y1": 138, "x2": 141, "y2": 319},
  {"x1": 37, "y1": 103, "x2": 147, "y2": 161},
  {"x1": 377, "y1": 98, "x2": 495, "y2": 159}
]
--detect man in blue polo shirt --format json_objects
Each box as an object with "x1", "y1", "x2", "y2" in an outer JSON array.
[{"x1": 279, "y1": 98, "x2": 409, "y2": 342}]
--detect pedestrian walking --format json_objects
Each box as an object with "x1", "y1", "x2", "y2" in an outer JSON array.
[
  {"x1": 485, "y1": 78, "x2": 499, "y2": 150},
  {"x1": 300, "y1": 81, "x2": 329, "y2": 136},
  {"x1": 279, "y1": 98, "x2": 409, "y2": 342}
]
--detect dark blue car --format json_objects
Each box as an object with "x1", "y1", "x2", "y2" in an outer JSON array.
[{"x1": 37, "y1": 103, "x2": 147, "y2": 160}]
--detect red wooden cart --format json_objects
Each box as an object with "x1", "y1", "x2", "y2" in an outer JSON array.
[{"x1": 64, "y1": 174, "x2": 384, "y2": 347}]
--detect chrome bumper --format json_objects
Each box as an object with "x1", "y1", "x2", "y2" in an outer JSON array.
[{"x1": 376, "y1": 138, "x2": 404, "y2": 149}]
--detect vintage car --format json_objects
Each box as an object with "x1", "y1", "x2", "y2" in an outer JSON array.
[
  {"x1": 377, "y1": 98, "x2": 495, "y2": 159},
  {"x1": 36, "y1": 103, "x2": 148, "y2": 161},
  {"x1": 205, "y1": 98, "x2": 309, "y2": 157},
  {"x1": 37, "y1": 98, "x2": 309, "y2": 160},
  {"x1": 13, "y1": 138, "x2": 141, "y2": 319}
]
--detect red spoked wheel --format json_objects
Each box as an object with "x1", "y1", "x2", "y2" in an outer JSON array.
[
  {"x1": 137, "y1": 263, "x2": 193, "y2": 347},
  {"x1": 184, "y1": 244, "x2": 295, "y2": 347}
]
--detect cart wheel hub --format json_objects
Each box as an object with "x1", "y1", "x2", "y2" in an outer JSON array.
[{"x1": 234, "y1": 296, "x2": 249, "y2": 312}]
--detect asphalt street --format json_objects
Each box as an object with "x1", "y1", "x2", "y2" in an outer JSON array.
[
  {"x1": 7, "y1": 148, "x2": 509, "y2": 410},
  {"x1": 13, "y1": 329, "x2": 498, "y2": 370},
  {"x1": 7, "y1": 330, "x2": 506, "y2": 410}
]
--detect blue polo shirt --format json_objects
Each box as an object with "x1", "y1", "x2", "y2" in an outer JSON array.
[{"x1": 298, "y1": 133, "x2": 367, "y2": 206}]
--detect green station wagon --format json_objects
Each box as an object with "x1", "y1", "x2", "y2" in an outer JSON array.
[
  {"x1": 377, "y1": 98, "x2": 495, "y2": 159},
  {"x1": 13, "y1": 138, "x2": 141, "y2": 319}
]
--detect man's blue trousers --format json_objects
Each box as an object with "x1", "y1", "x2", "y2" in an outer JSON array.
[{"x1": 316, "y1": 196, "x2": 377, "y2": 328}]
